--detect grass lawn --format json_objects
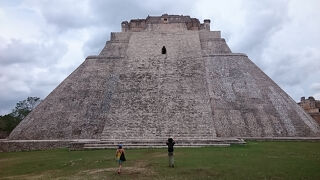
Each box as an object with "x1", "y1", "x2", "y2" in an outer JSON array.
[{"x1": 0, "y1": 141, "x2": 320, "y2": 180}]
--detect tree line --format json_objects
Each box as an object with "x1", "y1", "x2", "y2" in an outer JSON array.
[{"x1": 0, "y1": 97, "x2": 41, "y2": 138}]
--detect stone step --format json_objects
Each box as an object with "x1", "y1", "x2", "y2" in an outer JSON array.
[
  {"x1": 82, "y1": 143, "x2": 230, "y2": 149},
  {"x1": 84, "y1": 143, "x2": 229, "y2": 147},
  {"x1": 100, "y1": 136, "x2": 242, "y2": 140},
  {"x1": 96, "y1": 140, "x2": 243, "y2": 145},
  {"x1": 69, "y1": 138, "x2": 245, "y2": 150},
  {"x1": 99, "y1": 138, "x2": 244, "y2": 143},
  {"x1": 100, "y1": 133, "x2": 216, "y2": 136},
  {"x1": 84, "y1": 143, "x2": 165, "y2": 147},
  {"x1": 100, "y1": 136, "x2": 219, "y2": 139}
]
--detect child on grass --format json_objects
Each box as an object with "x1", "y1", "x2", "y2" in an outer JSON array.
[{"x1": 115, "y1": 144, "x2": 126, "y2": 174}]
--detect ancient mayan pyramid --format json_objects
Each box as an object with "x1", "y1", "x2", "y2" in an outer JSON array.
[{"x1": 9, "y1": 14, "x2": 320, "y2": 140}]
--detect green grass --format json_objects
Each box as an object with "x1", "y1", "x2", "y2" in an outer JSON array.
[{"x1": 0, "y1": 141, "x2": 320, "y2": 179}]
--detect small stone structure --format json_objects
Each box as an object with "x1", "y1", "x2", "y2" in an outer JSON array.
[
  {"x1": 298, "y1": 97, "x2": 320, "y2": 124},
  {"x1": 2, "y1": 14, "x2": 320, "y2": 151}
]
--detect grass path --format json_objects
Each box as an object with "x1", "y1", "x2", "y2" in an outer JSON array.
[{"x1": 0, "y1": 141, "x2": 320, "y2": 179}]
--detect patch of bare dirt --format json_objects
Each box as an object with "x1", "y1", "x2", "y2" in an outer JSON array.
[
  {"x1": 79, "y1": 160, "x2": 156, "y2": 177},
  {"x1": 152, "y1": 153, "x2": 167, "y2": 158},
  {"x1": 2, "y1": 170, "x2": 58, "y2": 180},
  {"x1": 0, "y1": 158, "x2": 13, "y2": 162}
]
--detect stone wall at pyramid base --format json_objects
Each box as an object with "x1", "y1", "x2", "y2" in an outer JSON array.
[
  {"x1": 3, "y1": 137, "x2": 320, "y2": 152},
  {"x1": 0, "y1": 138, "x2": 243, "y2": 152}
]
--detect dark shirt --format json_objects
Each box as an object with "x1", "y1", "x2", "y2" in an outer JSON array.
[{"x1": 166, "y1": 141, "x2": 175, "y2": 152}]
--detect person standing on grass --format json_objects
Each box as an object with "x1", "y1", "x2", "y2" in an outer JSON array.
[
  {"x1": 115, "y1": 144, "x2": 126, "y2": 174},
  {"x1": 166, "y1": 138, "x2": 175, "y2": 167}
]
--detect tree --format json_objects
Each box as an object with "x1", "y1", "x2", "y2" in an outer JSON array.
[
  {"x1": 0, "y1": 97, "x2": 41, "y2": 137},
  {"x1": 11, "y1": 97, "x2": 41, "y2": 119},
  {"x1": 0, "y1": 114, "x2": 20, "y2": 132}
]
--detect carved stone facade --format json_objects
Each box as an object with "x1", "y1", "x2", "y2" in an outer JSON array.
[
  {"x1": 121, "y1": 14, "x2": 211, "y2": 32},
  {"x1": 8, "y1": 14, "x2": 320, "y2": 141},
  {"x1": 298, "y1": 97, "x2": 320, "y2": 124}
]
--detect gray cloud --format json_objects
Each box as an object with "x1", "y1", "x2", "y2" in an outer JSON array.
[
  {"x1": 231, "y1": 1, "x2": 289, "y2": 61},
  {"x1": 0, "y1": 39, "x2": 67, "y2": 66},
  {"x1": 26, "y1": 0, "x2": 96, "y2": 31},
  {"x1": 0, "y1": 37, "x2": 68, "y2": 114},
  {"x1": 311, "y1": 83, "x2": 320, "y2": 91},
  {"x1": 82, "y1": 28, "x2": 110, "y2": 56}
]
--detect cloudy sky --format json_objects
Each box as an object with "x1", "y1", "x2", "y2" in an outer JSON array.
[{"x1": 0, "y1": 0, "x2": 320, "y2": 115}]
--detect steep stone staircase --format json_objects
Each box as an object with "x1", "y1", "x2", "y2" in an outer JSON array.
[{"x1": 69, "y1": 138, "x2": 246, "y2": 150}]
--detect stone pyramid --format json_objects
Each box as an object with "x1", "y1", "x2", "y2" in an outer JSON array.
[{"x1": 9, "y1": 14, "x2": 320, "y2": 141}]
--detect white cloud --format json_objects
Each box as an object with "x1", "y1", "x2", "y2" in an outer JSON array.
[{"x1": 257, "y1": 0, "x2": 320, "y2": 101}]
